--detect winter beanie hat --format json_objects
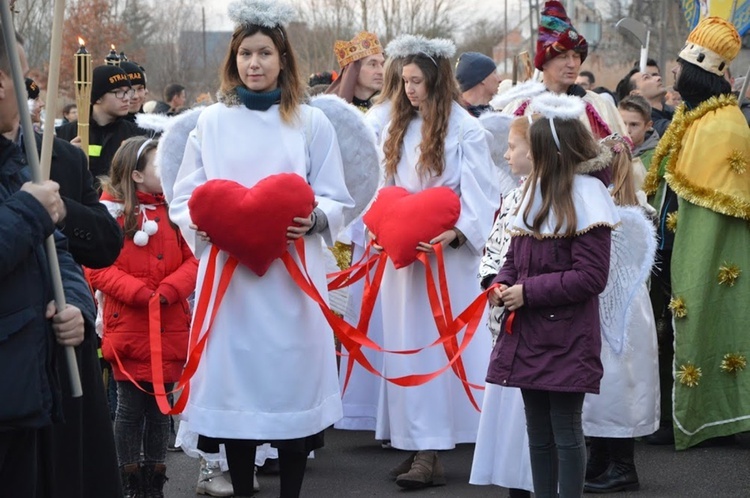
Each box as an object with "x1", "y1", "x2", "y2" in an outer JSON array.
[
  {"x1": 535, "y1": 0, "x2": 588, "y2": 70},
  {"x1": 455, "y1": 52, "x2": 497, "y2": 92},
  {"x1": 120, "y1": 61, "x2": 146, "y2": 88},
  {"x1": 678, "y1": 17, "x2": 740, "y2": 76},
  {"x1": 25, "y1": 78, "x2": 39, "y2": 99},
  {"x1": 91, "y1": 65, "x2": 131, "y2": 104}
]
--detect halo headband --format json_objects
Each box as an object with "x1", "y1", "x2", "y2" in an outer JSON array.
[
  {"x1": 228, "y1": 0, "x2": 295, "y2": 29},
  {"x1": 386, "y1": 35, "x2": 456, "y2": 60},
  {"x1": 136, "y1": 138, "x2": 154, "y2": 165},
  {"x1": 528, "y1": 93, "x2": 586, "y2": 151}
]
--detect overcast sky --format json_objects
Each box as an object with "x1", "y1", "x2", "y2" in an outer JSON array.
[{"x1": 203, "y1": 0, "x2": 508, "y2": 31}]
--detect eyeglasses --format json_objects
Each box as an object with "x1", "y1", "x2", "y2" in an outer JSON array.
[{"x1": 108, "y1": 89, "x2": 135, "y2": 99}]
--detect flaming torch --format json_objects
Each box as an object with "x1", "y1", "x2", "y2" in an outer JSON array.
[{"x1": 105, "y1": 44, "x2": 120, "y2": 66}]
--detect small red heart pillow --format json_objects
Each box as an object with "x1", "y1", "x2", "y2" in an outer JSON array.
[
  {"x1": 363, "y1": 186, "x2": 461, "y2": 268},
  {"x1": 189, "y1": 174, "x2": 315, "y2": 276}
]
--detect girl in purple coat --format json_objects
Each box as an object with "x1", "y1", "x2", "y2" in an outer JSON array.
[{"x1": 486, "y1": 93, "x2": 619, "y2": 498}]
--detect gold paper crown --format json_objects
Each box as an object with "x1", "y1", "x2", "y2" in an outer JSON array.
[
  {"x1": 334, "y1": 31, "x2": 383, "y2": 69},
  {"x1": 678, "y1": 17, "x2": 740, "y2": 76}
]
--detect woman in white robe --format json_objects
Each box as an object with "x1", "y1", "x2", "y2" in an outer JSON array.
[
  {"x1": 370, "y1": 37, "x2": 497, "y2": 490},
  {"x1": 169, "y1": 3, "x2": 352, "y2": 496}
]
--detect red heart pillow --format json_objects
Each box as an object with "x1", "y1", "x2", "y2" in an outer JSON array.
[
  {"x1": 188, "y1": 174, "x2": 315, "y2": 276},
  {"x1": 363, "y1": 186, "x2": 461, "y2": 268}
]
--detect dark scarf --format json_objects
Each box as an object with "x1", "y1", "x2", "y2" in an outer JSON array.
[{"x1": 236, "y1": 86, "x2": 282, "y2": 111}]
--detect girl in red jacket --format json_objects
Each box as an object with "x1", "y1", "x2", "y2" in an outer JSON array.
[{"x1": 88, "y1": 137, "x2": 198, "y2": 497}]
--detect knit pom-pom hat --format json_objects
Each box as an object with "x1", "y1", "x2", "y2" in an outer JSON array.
[
  {"x1": 678, "y1": 16, "x2": 741, "y2": 76},
  {"x1": 534, "y1": 1, "x2": 588, "y2": 71}
]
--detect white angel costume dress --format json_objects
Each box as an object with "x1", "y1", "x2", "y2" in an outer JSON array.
[
  {"x1": 374, "y1": 101, "x2": 498, "y2": 450},
  {"x1": 470, "y1": 183, "x2": 533, "y2": 492},
  {"x1": 169, "y1": 94, "x2": 353, "y2": 446},
  {"x1": 583, "y1": 205, "x2": 660, "y2": 437}
]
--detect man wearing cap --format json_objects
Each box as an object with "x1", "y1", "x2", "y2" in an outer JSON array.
[
  {"x1": 119, "y1": 61, "x2": 148, "y2": 122},
  {"x1": 500, "y1": 1, "x2": 626, "y2": 139},
  {"x1": 326, "y1": 31, "x2": 384, "y2": 112},
  {"x1": 57, "y1": 65, "x2": 148, "y2": 184},
  {"x1": 456, "y1": 52, "x2": 500, "y2": 117},
  {"x1": 642, "y1": 17, "x2": 750, "y2": 451}
]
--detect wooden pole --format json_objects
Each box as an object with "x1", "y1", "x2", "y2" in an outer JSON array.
[{"x1": 0, "y1": 0, "x2": 82, "y2": 397}]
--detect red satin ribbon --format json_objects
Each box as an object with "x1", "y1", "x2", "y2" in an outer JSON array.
[
  {"x1": 505, "y1": 310, "x2": 515, "y2": 335},
  {"x1": 113, "y1": 234, "x2": 492, "y2": 414}
]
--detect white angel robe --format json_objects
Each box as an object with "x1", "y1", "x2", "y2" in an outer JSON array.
[
  {"x1": 170, "y1": 102, "x2": 353, "y2": 441},
  {"x1": 335, "y1": 101, "x2": 390, "y2": 431},
  {"x1": 583, "y1": 206, "x2": 660, "y2": 437},
  {"x1": 374, "y1": 102, "x2": 498, "y2": 450}
]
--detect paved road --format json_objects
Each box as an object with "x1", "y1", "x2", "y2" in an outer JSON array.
[{"x1": 163, "y1": 428, "x2": 750, "y2": 497}]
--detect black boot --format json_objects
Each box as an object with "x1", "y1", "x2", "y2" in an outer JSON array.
[
  {"x1": 585, "y1": 437, "x2": 610, "y2": 480},
  {"x1": 584, "y1": 438, "x2": 639, "y2": 493},
  {"x1": 120, "y1": 463, "x2": 142, "y2": 498},
  {"x1": 142, "y1": 463, "x2": 168, "y2": 498}
]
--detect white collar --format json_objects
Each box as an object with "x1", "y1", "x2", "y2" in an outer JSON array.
[{"x1": 511, "y1": 175, "x2": 620, "y2": 238}]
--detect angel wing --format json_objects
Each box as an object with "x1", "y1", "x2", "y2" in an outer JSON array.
[
  {"x1": 309, "y1": 94, "x2": 381, "y2": 229},
  {"x1": 477, "y1": 111, "x2": 520, "y2": 197},
  {"x1": 598, "y1": 206, "x2": 657, "y2": 355},
  {"x1": 149, "y1": 108, "x2": 205, "y2": 204}
]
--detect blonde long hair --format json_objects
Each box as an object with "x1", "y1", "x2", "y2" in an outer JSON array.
[{"x1": 602, "y1": 135, "x2": 638, "y2": 207}]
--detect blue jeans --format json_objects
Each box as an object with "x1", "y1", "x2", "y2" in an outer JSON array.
[
  {"x1": 114, "y1": 381, "x2": 172, "y2": 466},
  {"x1": 521, "y1": 389, "x2": 586, "y2": 498}
]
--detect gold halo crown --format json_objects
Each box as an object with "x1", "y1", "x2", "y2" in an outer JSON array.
[
  {"x1": 678, "y1": 17, "x2": 740, "y2": 76},
  {"x1": 334, "y1": 31, "x2": 383, "y2": 69}
]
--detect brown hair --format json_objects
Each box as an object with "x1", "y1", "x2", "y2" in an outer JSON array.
[
  {"x1": 618, "y1": 95, "x2": 651, "y2": 123},
  {"x1": 100, "y1": 137, "x2": 159, "y2": 238},
  {"x1": 602, "y1": 136, "x2": 639, "y2": 207},
  {"x1": 383, "y1": 54, "x2": 458, "y2": 179},
  {"x1": 508, "y1": 114, "x2": 534, "y2": 139},
  {"x1": 374, "y1": 56, "x2": 403, "y2": 105},
  {"x1": 523, "y1": 118, "x2": 599, "y2": 238},
  {"x1": 220, "y1": 24, "x2": 303, "y2": 124}
]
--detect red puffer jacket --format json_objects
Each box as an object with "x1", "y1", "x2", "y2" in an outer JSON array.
[{"x1": 88, "y1": 191, "x2": 198, "y2": 383}]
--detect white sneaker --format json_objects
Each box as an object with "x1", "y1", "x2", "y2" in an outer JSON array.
[{"x1": 196, "y1": 458, "x2": 234, "y2": 497}]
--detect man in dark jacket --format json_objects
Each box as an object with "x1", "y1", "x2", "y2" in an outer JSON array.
[
  {"x1": 10, "y1": 32, "x2": 124, "y2": 498},
  {"x1": 456, "y1": 51, "x2": 500, "y2": 117},
  {"x1": 57, "y1": 65, "x2": 149, "y2": 187},
  {"x1": 0, "y1": 28, "x2": 86, "y2": 494}
]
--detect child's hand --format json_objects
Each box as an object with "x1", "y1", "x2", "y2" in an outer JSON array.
[
  {"x1": 46, "y1": 302, "x2": 85, "y2": 347},
  {"x1": 417, "y1": 229, "x2": 457, "y2": 253},
  {"x1": 367, "y1": 230, "x2": 383, "y2": 251},
  {"x1": 487, "y1": 284, "x2": 507, "y2": 306},
  {"x1": 189, "y1": 223, "x2": 211, "y2": 243},
  {"x1": 287, "y1": 213, "x2": 313, "y2": 242},
  {"x1": 501, "y1": 284, "x2": 524, "y2": 311},
  {"x1": 70, "y1": 136, "x2": 82, "y2": 149}
]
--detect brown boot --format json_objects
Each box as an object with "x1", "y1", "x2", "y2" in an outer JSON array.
[
  {"x1": 395, "y1": 450, "x2": 446, "y2": 489},
  {"x1": 388, "y1": 452, "x2": 416, "y2": 480},
  {"x1": 120, "y1": 463, "x2": 142, "y2": 498}
]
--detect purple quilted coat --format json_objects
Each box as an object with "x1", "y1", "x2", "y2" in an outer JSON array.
[{"x1": 486, "y1": 226, "x2": 611, "y2": 394}]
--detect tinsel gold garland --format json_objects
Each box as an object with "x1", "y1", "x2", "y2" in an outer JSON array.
[
  {"x1": 677, "y1": 363, "x2": 702, "y2": 387},
  {"x1": 718, "y1": 262, "x2": 741, "y2": 287},
  {"x1": 669, "y1": 296, "x2": 687, "y2": 318},
  {"x1": 729, "y1": 150, "x2": 748, "y2": 175},
  {"x1": 330, "y1": 241, "x2": 353, "y2": 271},
  {"x1": 720, "y1": 353, "x2": 747, "y2": 375},
  {"x1": 666, "y1": 212, "x2": 678, "y2": 232},
  {"x1": 642, "y1": 95, "x2": 738, "y2": 199}
]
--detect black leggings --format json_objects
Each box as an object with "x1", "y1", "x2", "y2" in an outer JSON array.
[
  {"x1": 521, "y1": 389, "x2": 586, "y2": 498},
  {"x1": 223, "y1": 440, "x2": 308, "y2": 497}
]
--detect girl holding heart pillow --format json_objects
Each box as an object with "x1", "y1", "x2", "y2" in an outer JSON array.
[
  {"x1": 168, "y1": 1, "x2": 354, "y2": 496},
  {"x1": 371, "y1": 36, "x2": 498, "y2": 490}
]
